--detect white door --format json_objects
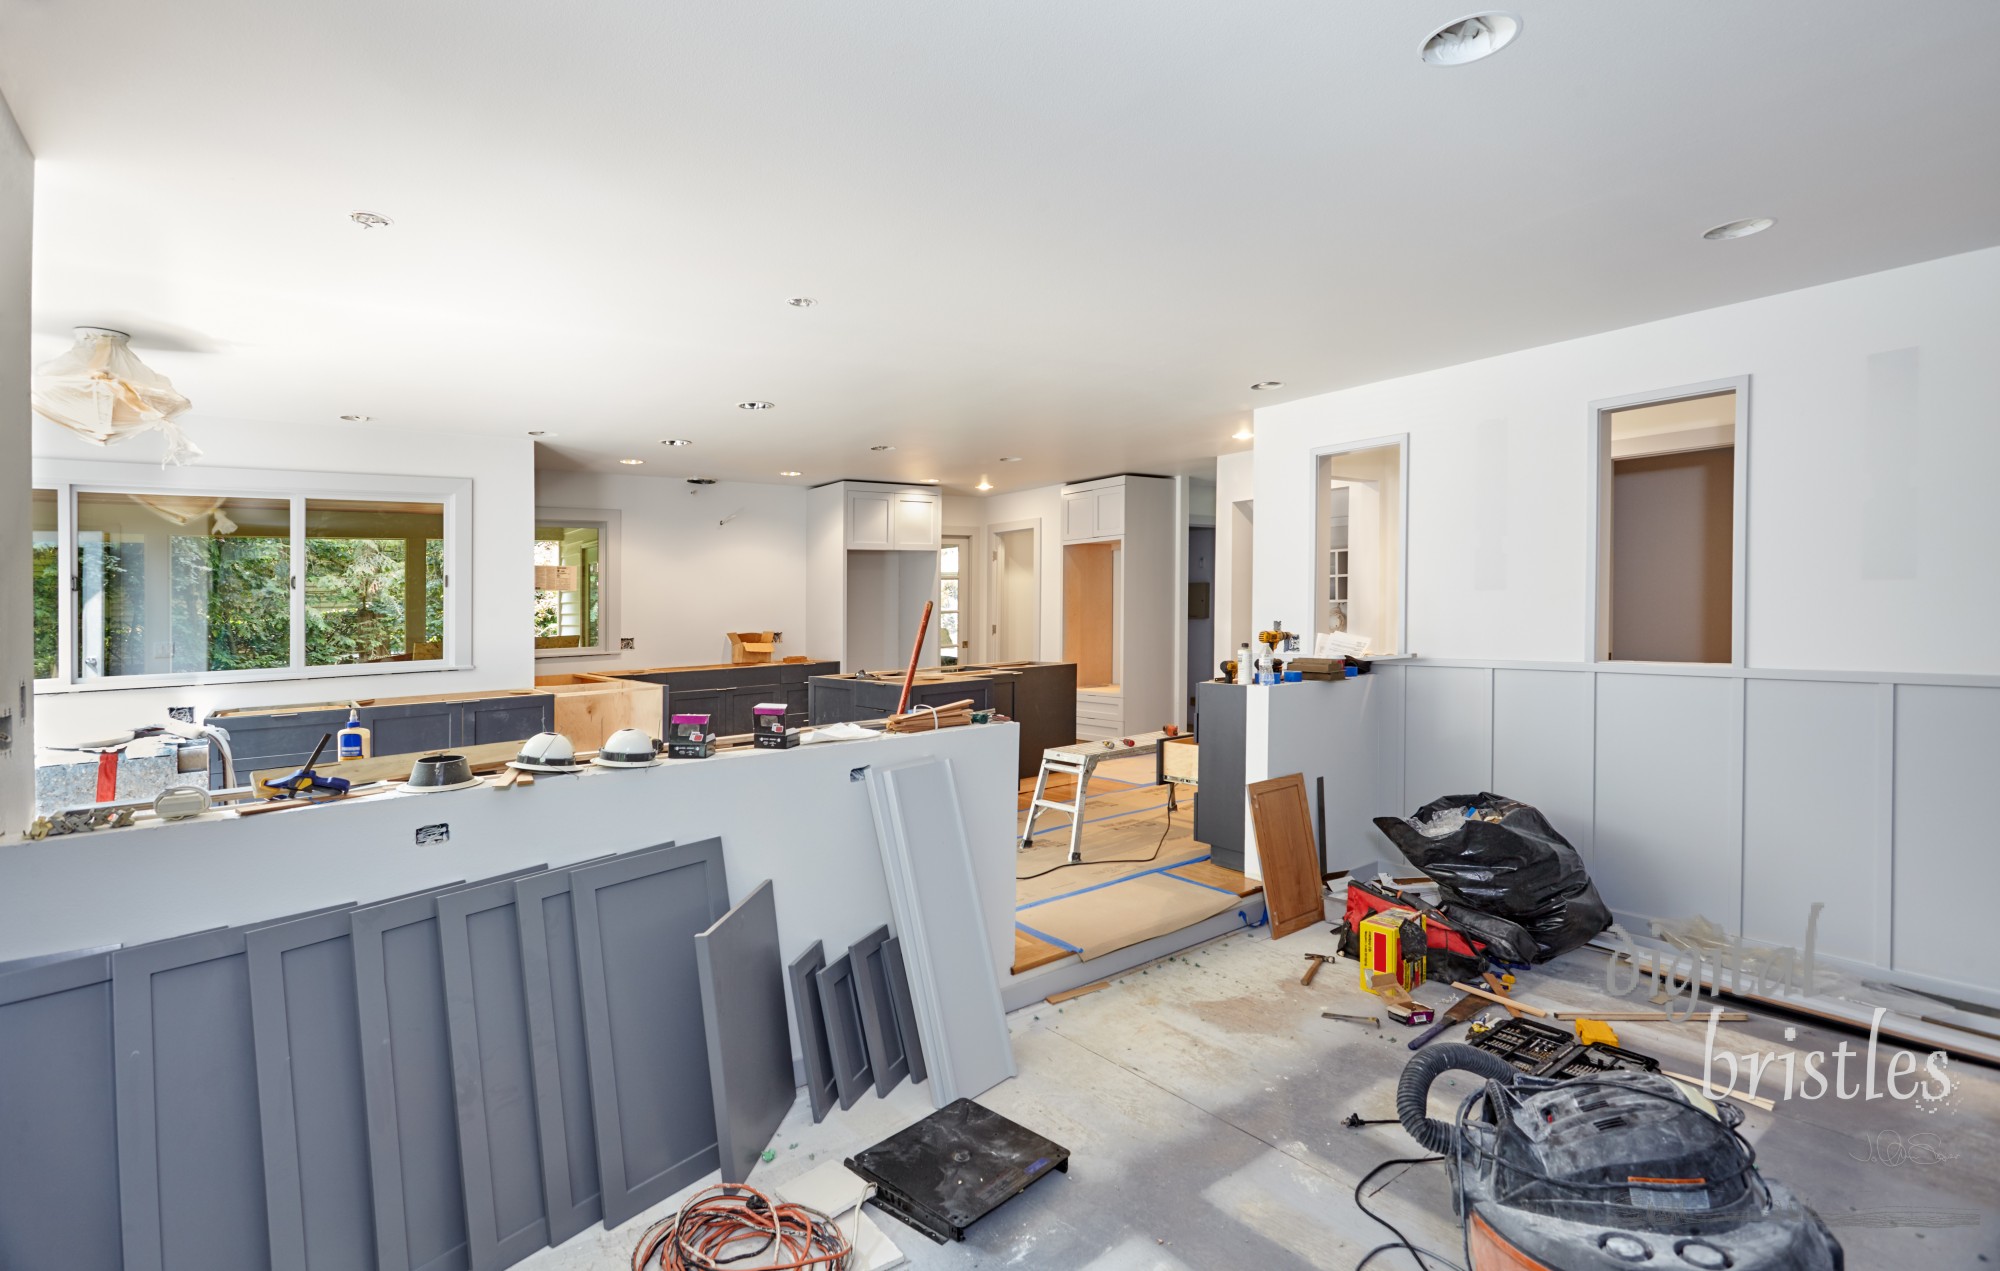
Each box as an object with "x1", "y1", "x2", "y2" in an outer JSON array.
[
  {"x1": 939, "y1": 534, "x2": 971, "y2": 663},
  {"x1": 991, "y1": 527, "x2": 1039, "y2": 660}
]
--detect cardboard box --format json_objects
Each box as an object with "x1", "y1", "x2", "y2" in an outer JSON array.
[
  {"x1": 752, "y1": 702, "x2": 797, "y2": 749},
  {"x1": 1358, "y1": 906, "x2": 1427, "y2": 995}
]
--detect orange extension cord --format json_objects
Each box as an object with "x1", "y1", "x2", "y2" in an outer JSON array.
[{"x1": 632, "y1": 1184, "x2": 853, "y2": 1271}]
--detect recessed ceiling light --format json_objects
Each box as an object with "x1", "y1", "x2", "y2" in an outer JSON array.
[
  {"x1": 687, "y1": 477, "x2": 716, "y2": 486},
  {"x1": 1419, "y1": 12, "x2": 1522, "y2": 66},
  {"x1": 661, "y1": 438, "x2": 694, "y2": 447},
  {"x1": 1250, "y1": 381, "x2": 1283, "y2": 391},
  {"x1": 788, "y1": 297, "x2": 817, "y2": 308},
  {"x1": 779, "y1": 470, "x2": 802, "y2": 477},
  {"x1": 870, "y1": 444, "x2": 896, "y2": 452},
  {"x1": 921, "y1": 478, "x2": 939, "y2": 484},
  {"x1": 349, "y1": 211, "x2": 393, "y2": 229},
  {"x1": 976, "y1": 478, "x2": 993, "y2": 492},
  {"x1": 527, "y1": 430, "x2": 547, "y2": 437},
  {"x1": 340, "y1": 414, "x2": 371, "y2": 422},
  {"x1": 738, "y1": 400, "x2": 775, "y2": 411},
  {"x1": 619, "y1": 458, "x2": 644, "y2": 465},
  {"x1": 998, "y1": 456, "x2": 1023, "y2": 463},
  {"x1": 1233, "y1": 426, "x2": 1255, "y2": 441},
  {"x1": 1703, "y1": 216, "x2": 1776, "y2": 241}
]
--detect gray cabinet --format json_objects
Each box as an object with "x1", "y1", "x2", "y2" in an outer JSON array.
[
  {"x1": 208, "y1": 692, "x2": 554, "y2": 785},
  {"x1": 807, "y1": 674, "x2": 993, "y2": 724},
  {"x1": 611, "y1": 662, "x2": 836, "y2": 733}
]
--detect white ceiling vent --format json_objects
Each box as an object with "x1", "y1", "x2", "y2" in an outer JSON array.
[
  {"x1": 1420, "y1": 13, "x2": 1522, "y2": 66},
  {"x1": 31, "y1": 327, "x2": 200, "y2": 465}
]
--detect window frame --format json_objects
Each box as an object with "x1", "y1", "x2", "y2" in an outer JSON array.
[
  {"x1": 30, "y1": 458, "x2": 474, "y2": 692},
  {"x1": 1585, "y1": 375, "x2": 1750, "y2": 668},
  {"x1": 1308, "y1": 433, "x2": 1409, "y2": 658},
  {"x1": 531, "y1": 507, "x2": 620, "y2": 660}
]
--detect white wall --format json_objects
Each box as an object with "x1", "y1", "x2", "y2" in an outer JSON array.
[
  {"x1": 1249, "y1": 247, "x2": 2000, "y2": 1001},
  {"x1": 31, "y1": 418, "x2": 536, "y2": 744},
  {"x1": 1254, "y1": 246, "x2": 2000, "y2": 674},
  {"x1": 944, "y1": 485, "x2": 1065, "y2": 661},
  {"x1": 0, "y1": 92, "x2": 30, "y2": 840},
  {"x1": 535, "y1": 472, "x2": 813, "y2": 670}
]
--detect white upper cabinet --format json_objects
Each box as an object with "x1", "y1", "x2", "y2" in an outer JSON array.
[
  {"x1": 848, "y1": 489, "x2": 895, "y2": 549},
  {"x1": 841, "y1": 483, "x2": 938, "y2": 550},
  {"x1": 1061, "y1": 478, "x2": 1130, "y2": 543},
  {"x1": 890, "y1": 489, "x2": 940, "y2": 550}
]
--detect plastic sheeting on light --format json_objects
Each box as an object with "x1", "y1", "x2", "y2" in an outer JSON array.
[{"x1": 31, "y1": 327, "x2": 200, "y2": 465}]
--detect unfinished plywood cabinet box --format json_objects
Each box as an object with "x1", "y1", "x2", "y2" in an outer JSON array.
[
  {"x1": 1061, "y1": 474, "x2": 1176, "y2": 739},
  {"x1": 534, "y1": 673, "x2": 665, "y2": 751}
]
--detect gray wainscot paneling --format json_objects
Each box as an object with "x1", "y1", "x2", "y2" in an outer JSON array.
[
  {"x1": 1491, "y1": 669, "x2": 1596, "y2": 863},
  {"x1": 1892, "y1": 685, "x2": 2000, "y2": 981},
  {"x1": 1400, "y1": 664, "x2": 1493, "y2": 807},
  {"x1": 0, "y1": 952, "x2": 125, "y2": 1271},
  {"x1": 570, "y1": 839, "x2": 730, "y2": 1228},
  {"x1": 1593, "y1": 672, "x2": 1744, "y2": 930},
  {"x1": 1741, "y1": 679, "x2": 1884, "y2": 961}
]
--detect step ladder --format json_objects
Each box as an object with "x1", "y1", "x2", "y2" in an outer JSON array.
[{"x1": 1019, "y1": 733, "x2": 1176, "y2": 863}]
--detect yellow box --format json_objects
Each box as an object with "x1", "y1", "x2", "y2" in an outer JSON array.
[{"x1": 1358, "y1": 907, "x2": 1427, "y2": 995}]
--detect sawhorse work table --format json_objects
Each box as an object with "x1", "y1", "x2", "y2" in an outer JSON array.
[{"x1": 1019, "y1": 731, "x2": 1178, "y2": 863}]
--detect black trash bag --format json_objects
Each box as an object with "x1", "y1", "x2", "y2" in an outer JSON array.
[
  {"x1": 1372, "y1": 793, "x2": 1612, "y2": 962},
  {"x1": 1440, "y1": 903, "x2": 1538, "y2": 966}
]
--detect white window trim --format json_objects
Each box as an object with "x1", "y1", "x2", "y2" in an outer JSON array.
[
  {"x1": 1585, "y1": 375, "x2": 1751, "y2": 668},
  {"x1": 1307, "y1": 433, "x2": 1409, "y2": 658},
  {"x1": 30, "y1": 457, "x2": 475, "y2": 693},
  {"x1": 532, "y1": 506, "x2": 621, "y2": 660}
]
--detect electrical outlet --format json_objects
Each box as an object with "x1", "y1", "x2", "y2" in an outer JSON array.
[
  {"x1": 620, "y1": 636, "x2": 635, "y2": 650},
  {"x1": 167, "y1": 705, "x2": 195, "y2": 723}
]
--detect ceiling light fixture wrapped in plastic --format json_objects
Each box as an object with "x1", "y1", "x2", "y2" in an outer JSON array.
[{"x1": 31, "y1": 326, "x2": 200, "y2": 465}]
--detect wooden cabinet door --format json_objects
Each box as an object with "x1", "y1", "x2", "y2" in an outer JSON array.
[
  {"x1": 1093, "y1": 486, "x2": 1125, "y2": 537},
  {"x1": 1247, "y1": 773, "x2": 1323, "y2": 939},
  {"x1": 847, "y1": 491, "x2": 894, "y2": 549},
  {"x1": 1062, "y1": 491, "x2": 1096, "y2": 542},
  {"x1": 890, "y1": 491, "x2": 938, "y2": 550}
]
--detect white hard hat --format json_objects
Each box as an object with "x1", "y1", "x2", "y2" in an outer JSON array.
[
  {"x1": 510, "y1": 731, "x2": 583, "y2": 772},
  {"x1": 593, "y1": 727, "x2": 661, "y2": 768}
]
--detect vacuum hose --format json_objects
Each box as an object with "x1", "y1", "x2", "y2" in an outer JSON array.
[{"x1": 1397, "y1": 1043, "x2": 1521, "y2": 1155}]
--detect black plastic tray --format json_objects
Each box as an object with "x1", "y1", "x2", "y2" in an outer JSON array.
[{"x1": 844, "y1": 1099, "x2": 1068, "y2": 1243}]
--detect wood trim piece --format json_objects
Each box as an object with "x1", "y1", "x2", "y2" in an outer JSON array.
[{"x1": 1247, "y1": 773, "x2": 1325, "y2": 939}]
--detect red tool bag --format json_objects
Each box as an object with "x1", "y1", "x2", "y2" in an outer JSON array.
[{"x1": 1339, "y1": 881, "x2": 1489, "y2": 982}]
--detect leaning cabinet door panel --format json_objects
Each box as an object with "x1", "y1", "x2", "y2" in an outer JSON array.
[
  {"x1": 890, "y1": 491, "x2": 938, "y2": 550},
  {"x1": 847, "y1": 491, "x2": 893, "y2": 550},
  {"x1": 1062, "y1": 491, "x2": 1096, "y2": 542},
  {"x1": 1093, "y1": 487, "x2": 1124, "y2": 538},
  {"x1": 571, "y1": 839, "x2": 730, "y2": 1227}
]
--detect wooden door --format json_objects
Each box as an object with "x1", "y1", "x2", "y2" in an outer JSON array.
[{"x1": 1247, "y1": 773, "x2": 1323, "y2": 939}]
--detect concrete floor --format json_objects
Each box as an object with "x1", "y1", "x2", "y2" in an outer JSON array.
[{"x1": 523, "y1": 927, "x2": 2000, "y2": 1269}]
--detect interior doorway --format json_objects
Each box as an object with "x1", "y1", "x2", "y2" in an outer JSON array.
[{"x1": 989, "y1": 521, "x2": 1040, "y2": 661}]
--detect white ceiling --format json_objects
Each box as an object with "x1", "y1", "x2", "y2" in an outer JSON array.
[{"x1": 5, "y1": 2, "x2": 1998, "y2": 495}]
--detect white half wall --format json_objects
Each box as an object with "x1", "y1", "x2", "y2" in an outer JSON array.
[
  {"x1": 0, "y1": 92, "x2": 29, "y2": 841},
  {"x1": 30, "y1": 419, "x2": 536, "y2": 744},
  {"x1": 534, "y1": 472, "x2": 814, "y2": 670}
]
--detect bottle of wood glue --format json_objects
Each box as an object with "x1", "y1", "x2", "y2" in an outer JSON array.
[{"x1": 337, "y1": 708, "x2": 371, "y2": 760}]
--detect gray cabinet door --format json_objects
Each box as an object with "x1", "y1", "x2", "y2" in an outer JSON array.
[
  {"x1": 693, "y1": 881, "x2": 795, "y2": 1185},
  {"x1": 438, "y1": 877, "x2": 550, "y2": 1271},
  {"x1": 248, "y1": 908, "x2": 376, "y2": 1271},
  {"x1": 210, "y1": 708, "x2": 347, "y2": 785},
  {"x1": 0, "y1": 953, "x2": 124, "y2": 1271},
  {"x1": 570, "y1": 840, "x2": 729, "y2": 1227},
  {"x1": 366, "y1": 701, "x2": 456, "y2": 759},
  {"x1": 113, "y1": 927, "x2": 274, "y2": 1271},
  {"x1": 456, "y1": 696, "x2": 552, "y2": 747}
]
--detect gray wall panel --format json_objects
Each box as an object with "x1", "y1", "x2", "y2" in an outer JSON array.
[
  {"x1": 1491, "y1": 669, "x2": 1596, "y2": 863},
  {"x1": 786, "y1": 941, "x2": 840, "y2": 1123},
  {"x1": 694, "y1": 881, "x2": 796, "y2": 1185},
  {"x1": 1892, "y1": 685, "x2": 2000, "y2": 979},
  {"x1": 1400, "y1": 664, "x2": 1492, "y2": 807},
  {"x1": 1742, "y1": 679, "x2": 1883, "y2": 959},
  {"x1": 248, "y1": 908, "x2": 376, "y2": 1271},
  {"x1": 0, "y1": 954, "x2": 124, "y2": 1271},
  {"x1": 1593, "y1": 673, "x2": 1742, "y2": 930},
  {"x1": 113, "y1": 928, "x2": 271, "y2": 1271},
  {"x1": 439, "y1": 879, "x2": 549, "y2": 1270},
  {"x1": 516, "y1": 868, "x2": 604, "y2": 1245},
  {"x1": 571, "y1": 839, "x2": 728, "y2": 1227}
]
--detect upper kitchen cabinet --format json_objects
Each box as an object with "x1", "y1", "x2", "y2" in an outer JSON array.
[
  {"x1": 839, "y1": 482, "x2": 938, "y2": 551},
  {"x1": 1061, "y1": 477, "x2": 1128, "y2": 543}
]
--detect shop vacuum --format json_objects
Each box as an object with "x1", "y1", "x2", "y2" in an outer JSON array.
[{"x1": 1396, "y1": 1044, "x2": 1843, "y2": 1270}]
